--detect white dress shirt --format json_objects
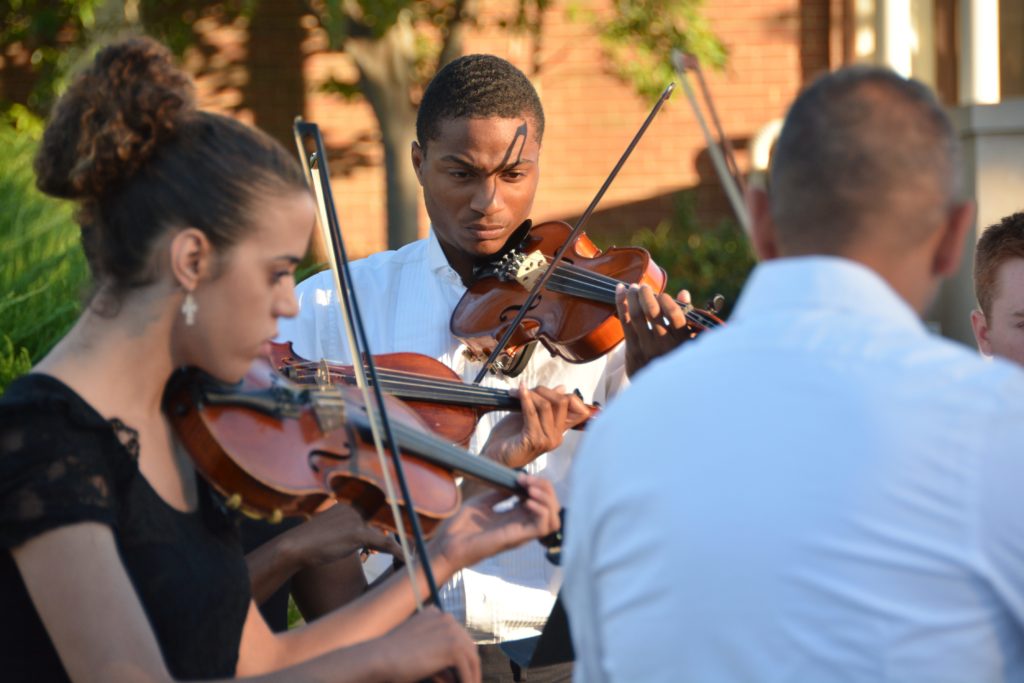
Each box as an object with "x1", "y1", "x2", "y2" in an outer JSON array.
[
  {"x1": 564, "y1": 256, "x2": 1024, "y2": 683},
  {"x1": 278, "y1": 230, "x2": 628, "y2": 643}
]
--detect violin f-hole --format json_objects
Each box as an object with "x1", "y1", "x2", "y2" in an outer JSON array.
[{"x1": 498, "y1": 297, "x2": 542, "y2": 323}]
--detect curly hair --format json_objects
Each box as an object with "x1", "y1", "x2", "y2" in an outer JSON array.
[
  {"x1": 974, "y1": 213, "x2": 1024, "y2": 317},
  {"x1": 416, "y1": 54, "x2": 544, "y2": 150},
  {"x1": 34, "y1": 36, "x2": 307, "y2": 303}
]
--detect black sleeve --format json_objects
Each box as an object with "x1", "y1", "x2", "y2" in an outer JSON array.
[{"x1": 0, "y1": 398, "x2": 122, "y2": 549}]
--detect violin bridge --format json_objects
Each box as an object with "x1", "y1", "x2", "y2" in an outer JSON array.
[
  {"x1": 315, "y1": 359, "x2": 332, "y2": 387},
  {"x1": 312, "y1": 387, "x2": 347, "y2": 433},
  {"x1": 513, "y1": 250, "x2": 547, "y2": 291}
]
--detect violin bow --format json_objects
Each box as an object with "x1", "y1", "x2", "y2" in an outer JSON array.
[
  {"x1": 293, "y1": 119, "x2": 444, "y2": 613},
  {"x1": 670, "y1": 49, "x2": 751, "y2": 234},
  {"x1": 471, "y1": 83, "x2": 676, "y2": 384}
]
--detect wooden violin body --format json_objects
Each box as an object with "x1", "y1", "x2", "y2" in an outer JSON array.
[
  {"x1": 269, "y1": 341, "x2": 597, "y2": 446},
  {"x1": 451, "y1": 220, "x2": 669, "y2": 364},
  {"x1": 271, "y1": 342, "x2": 487, "y2": 447},
  {"x1": 166, "y1": 358, "x2": 523, "y2": 534}
]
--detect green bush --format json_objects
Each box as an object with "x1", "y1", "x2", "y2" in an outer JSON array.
[
  {"x1": 0, "y1": 120, "x2": 89, "y2": 393},
  {"x1": 629, "y1": 192, "x2": 755, "y2": 319}
]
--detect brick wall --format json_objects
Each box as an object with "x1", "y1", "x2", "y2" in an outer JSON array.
[{"x1": 3, "y1": 0, "x2": 829, "y2": 258}]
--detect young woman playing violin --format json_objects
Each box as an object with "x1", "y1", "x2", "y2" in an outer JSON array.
[{"x1": 0, "y1": 37, "x2": 562, "y2": 683}]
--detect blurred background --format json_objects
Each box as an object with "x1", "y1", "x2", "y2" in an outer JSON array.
[{"x1": 2, "y1": 0, "x2": 1020, "y2": 392}]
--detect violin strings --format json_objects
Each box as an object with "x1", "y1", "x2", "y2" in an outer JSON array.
[
  {"x1": 340, "y1": 406, "x2": 522, "y2": 488},
  {"x1": 536, "y1": 257, "x2": 722, "y2": 329},
  {"x1": 294, "y1": 372, "x2": 513, "y2": 406},
  {"x1": 283, "y1": 364, "x2": 519, "y2": 407}
]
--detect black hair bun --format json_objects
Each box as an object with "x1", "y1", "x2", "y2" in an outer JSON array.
[{"x1": 35, "y1": 36, "x2": 195, "y2": 200}]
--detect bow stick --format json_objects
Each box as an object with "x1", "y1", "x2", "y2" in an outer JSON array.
[
  {"x1": 670, "y1": 49, "x2": 751, "y2": 234},
  {"x1": 293, "y1": 119, "x2": 443, "y2": 613},
  {"x1": 471, "y1": 83, "x2": 676, "y2": 384}
]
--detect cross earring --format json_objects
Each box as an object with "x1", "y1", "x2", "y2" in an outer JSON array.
[{"x1": 182, "y1": 292, "x2": 198, "y2": 326}]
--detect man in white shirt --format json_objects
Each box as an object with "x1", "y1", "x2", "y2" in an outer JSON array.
[
  {"x1": 564, "y1": 66, "x2": 1024, "y2": 682},
  {"x1": 279, "y1": 54, "x2": 631, "y2": 682},
  {"x1": 971, "y1": 213, "x2": 1024, "y2": 366}
]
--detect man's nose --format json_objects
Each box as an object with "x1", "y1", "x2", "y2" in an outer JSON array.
[{"x1": 469, "y1": 176, "x2": 505, "y2": 215}]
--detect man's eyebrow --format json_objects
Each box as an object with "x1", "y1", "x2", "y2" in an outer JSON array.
[
  {"x1": 439, "y1": 155, "x2": 479, "y2": 170},
  {"x1": 439, "y1": 155, "x2": 536, "y2": 172},
  {"x1": 273, "y1": 255, "x2": 303, "y2": 265}
]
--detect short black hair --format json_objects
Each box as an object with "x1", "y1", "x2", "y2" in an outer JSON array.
[
  {"x1": 416, "y1": 54, "x2": 544, "y2": 149},
  {"x1": 769, "y1": 65, "x2": 960, "y2": 254}
]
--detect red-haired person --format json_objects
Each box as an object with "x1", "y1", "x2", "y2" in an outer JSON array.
[{"x1": 971, "y1": 212, "x2": 1024, "y2": 366}]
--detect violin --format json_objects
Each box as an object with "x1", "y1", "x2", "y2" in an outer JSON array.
[
  {"x1": 165, "y1": 357, "x2": 525, "y2": 534},
  {"x1": 269, "y1": 341, "x2": 598, "y2": 447},
  {"x1": 451, "y1": 220, "x2": 724, "y2": 366}
]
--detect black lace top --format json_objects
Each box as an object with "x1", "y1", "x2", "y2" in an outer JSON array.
[{"x1": 0, "y1": 374, "x2": 251, "y2": 681}]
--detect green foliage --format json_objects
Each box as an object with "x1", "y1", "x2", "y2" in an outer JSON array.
[
  {"x1": 2, "y1": 103, "x2": 45, "y2": 138},
  {"x1": 0, "y1": 0, "x2": 102, "y2": 114},
  {"x1": 629, "y1": 192, "x2": 754, "y2": 318},
  {"x1": 138, "y1": 1, "x2": 254, "y2": 55},
  {"x1": 0, "y1": 120, "x2": 89, "y2": 392},
  {"x1": 0, "y1": 336, "x2": 33, "y2": 395},
  {"x1": 287, "y1": 595, "x2": 305, "y2": 629},
  {"x1": 571, "y1": 0, "x2": 727, "y2": 102},
  {"x1": 0, "y1": 0, "x2": 252, "y2": 119}
]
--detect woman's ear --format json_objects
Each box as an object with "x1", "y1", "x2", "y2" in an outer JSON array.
[{"x1": 168, "y1": 228, "x2": 214, "y2": 291}]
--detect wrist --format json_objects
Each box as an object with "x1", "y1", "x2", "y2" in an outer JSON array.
[
  {"x1": 275, "y1": 532, "x2": 310, "y2": 572},
  {"x1": 427, "y1": 537, "x2": 458, "y2": 582}
]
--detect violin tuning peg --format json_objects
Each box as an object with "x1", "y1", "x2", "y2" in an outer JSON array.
[{"x1": 707, "y1": 294, "x2": 726, "y2": 314}]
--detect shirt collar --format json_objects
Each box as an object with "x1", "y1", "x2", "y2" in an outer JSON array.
[
  {"x1": 730, "y1": 255, "x2": 926, "y2": 333},
  {"x1": 423, "y1": 228, "x2": 464, "y2": 278},
  {"x1": 425, "y1": 228, "x2": 458, "y2": 275}
]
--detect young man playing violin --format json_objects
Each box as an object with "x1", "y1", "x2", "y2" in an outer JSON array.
[{"x1": 280, "y1": 53, "x2": 679, "y2": 681}]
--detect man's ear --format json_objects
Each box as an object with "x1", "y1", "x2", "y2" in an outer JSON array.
[
  {"x1": 411, "y1": 141, "x2": 425, "y2": 185},
  {"x1": 747, "y1": 186, "x2": 779, "y2": 261},
  {"x1": 970, "y1": 308, "x2": 993, "y2": 356},
  {"x1": 933, "y1": 200, "x2": 976, "y2": 277},
  {"x1": 169, "y1": 228, "x2": 214, "y2": 291}
]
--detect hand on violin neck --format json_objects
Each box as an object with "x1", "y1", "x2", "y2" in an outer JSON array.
[
  {"x1": 288, "y1": 502, "x2": 404, "y2": 571},
  {"x1": 479, "y1": 383, "x2": 588, "y2": 469},
  {"x1": 246, "y1": 502, "x2": 405, "y2": 604},
  {"x1": 429, "y1": 474, "x2": 561, "y2": 573},
  {"x1": 617, "y1": 283, "x2": 697, "y2": 377}
]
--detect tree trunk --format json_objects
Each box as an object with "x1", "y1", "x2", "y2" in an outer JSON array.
[
  {"x1": 346, "y1": 17, "x2": 421, "y2": 249},
  {"x1": 243, "y1": 0, "x2": 307, "y2": 149}
]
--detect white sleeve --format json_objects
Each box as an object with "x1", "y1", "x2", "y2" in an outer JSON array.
[
  {"x1": 276, "y1": 270, "x2": 348, "y2": 362},
  {"x1": 563, "y1": 423, "x2": 607, "y2": 683},
  {"x1": 598, "y1": 342, "x2": 630, "y2": 405},
  {"x1": 971, "y1": 394, "x2": 1024, "y2": 621},
  {"x1": 564, "y1": 386, "x2": 682, "y2": 683}
]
